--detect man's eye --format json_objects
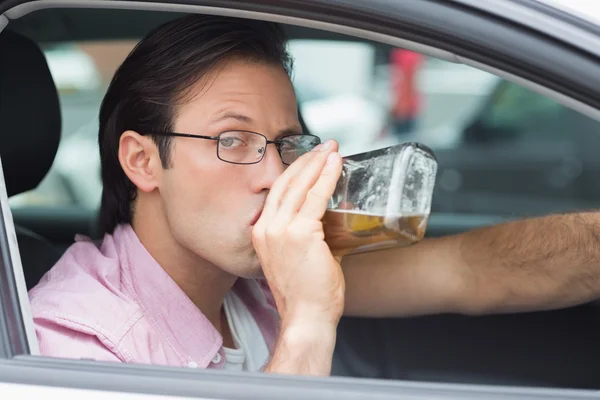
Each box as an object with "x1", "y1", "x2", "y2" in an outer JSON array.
[
  {"x1": 279, "y1": 141, "x2": 295, "y2": 152},
  {"x1": 220, "y1": 137, "x2": 245, "y2": 148}
]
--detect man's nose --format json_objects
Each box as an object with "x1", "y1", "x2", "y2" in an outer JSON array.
[{"x1": 249, "y1": 144, "x2": 285, "y2": 192}]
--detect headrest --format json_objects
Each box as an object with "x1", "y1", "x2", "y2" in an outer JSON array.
[{"x1": 0, "y1": 29, "x2": 61, "y2": 197}]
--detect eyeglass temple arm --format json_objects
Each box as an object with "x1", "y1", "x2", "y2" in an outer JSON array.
[{"x1": 145, "y1": 132, "x2": 219, "y2": 141}]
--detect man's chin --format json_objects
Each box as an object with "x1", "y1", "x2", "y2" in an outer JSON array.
[
  {"x1": 243, "y1": 255, "x2": 264, "y2": 279},
  {"x1": 230, "y1": 251, "x2": 264, "y2": 279},
  {"x1": 234, "y1": 265, "x2": 264, "y2": 280}
]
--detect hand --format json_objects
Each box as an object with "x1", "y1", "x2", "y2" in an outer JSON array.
[{"x1": 252, "y1": 139, "x2": 345, "y2": 328}]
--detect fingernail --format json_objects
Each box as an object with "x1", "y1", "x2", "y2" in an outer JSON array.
[
  {"x1": 326, "y1": 152, "x2": 339, "y2": 167},
  {"x1": 322, "y1": 140, "x2": 334, "y2": 150},
  {"x1": 312, "y1": 143, "x2": 324, "y2": 152}
]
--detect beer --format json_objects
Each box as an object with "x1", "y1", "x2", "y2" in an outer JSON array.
[
  {"x1": 322, "y1": 209, "x2": 428, "y2": 257},
  {"x1": 322, "y1": 141, "x2": 437, "y2": 256}
]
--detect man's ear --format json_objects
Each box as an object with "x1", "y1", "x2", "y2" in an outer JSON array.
[{"x1": 118, "y1": 130, "x2": 162, "y2": 193}]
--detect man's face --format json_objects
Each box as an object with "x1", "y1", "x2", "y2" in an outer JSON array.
[{"x1": 159, "y1": 60, "x2": 301, "y2": 278}]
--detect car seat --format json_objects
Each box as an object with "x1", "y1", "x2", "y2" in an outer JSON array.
[{"x1": 0, "y1": 29, "x2": 64, "y2": 289}]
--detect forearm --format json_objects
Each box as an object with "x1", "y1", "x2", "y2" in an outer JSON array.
[
  {"x1": 264, "y1": 321, "x2": 337, "y2": 376},
  {"x1": 455, "y1": 211, "x2": 600, "y2": 314},
  {"x1": 341, "y1": 235, "x2": 465, "y2": 317},
  {"x1": 342, "y1": 211, "x2": 600, "y2": 317}
]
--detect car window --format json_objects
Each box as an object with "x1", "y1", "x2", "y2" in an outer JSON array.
[
  {"x1": 9, "y1": 38, "x2": 392, "y2": 210},
  {"x1": 10, "y1": 26, "x2": 600, "y2": 223},
  {"x1": 8, "y1": 30, "x2": 600, "y2": 220},
  {"x1": 435, "y1": 76, "x2": 600, "y2": 216},
  {"x1": 473, "y1": 81, "x2": 575, "y2": 141},
  {"x1": 4, "y1": 7, "x2": 600, "y2": 396}
]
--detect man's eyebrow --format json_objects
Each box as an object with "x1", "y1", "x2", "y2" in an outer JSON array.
[
  {"x1": 211, "y1": 111, "x2": 253, "y2": 124},
  {"x1": 212, "y1": 111, "x2": 303, "y2": 137}
]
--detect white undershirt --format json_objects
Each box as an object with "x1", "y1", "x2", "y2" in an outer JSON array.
[{"x1": 221, "y1": 291, "x2": 269, "y2": 372}]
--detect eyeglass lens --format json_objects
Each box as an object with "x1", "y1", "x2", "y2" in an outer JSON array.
[{"x1": 216, "y1": 131, "x2": 321, "y2": 165}]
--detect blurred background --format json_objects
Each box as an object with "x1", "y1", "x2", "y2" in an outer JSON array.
[{"x1": 10, "y1": 35, "x2": 600, "y2": 219}]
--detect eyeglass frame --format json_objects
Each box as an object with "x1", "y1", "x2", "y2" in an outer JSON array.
[{"x1": 141, "y1": 130, "x2": 322, "y2": 165}]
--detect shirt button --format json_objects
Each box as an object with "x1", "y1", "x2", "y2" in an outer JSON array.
[
  {"x1": 188, "y1": 361, "x2": 198, "y2": 368},
  {"x1": 211, "y1": 352, "x2": 222, "y2": 364}
]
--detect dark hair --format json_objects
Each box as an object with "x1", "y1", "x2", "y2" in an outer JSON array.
[{"x1": 98, "y1": 14, "x2": 293, "y2": 235}]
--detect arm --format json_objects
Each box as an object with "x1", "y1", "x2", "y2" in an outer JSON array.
[
  {"x1": 264, "y1": 321, "x2": 336, "y2": 375},
  {"x1": 342, "y1": 211, "x2": 600, "y2": 317}
]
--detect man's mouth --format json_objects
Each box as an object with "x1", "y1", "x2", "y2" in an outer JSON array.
[{"x1": 250, "y1": 209, "x2": 263, "y2": 226}]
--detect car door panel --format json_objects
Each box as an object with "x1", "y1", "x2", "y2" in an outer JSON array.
[{"x1": 334, "y1": 303, "x2": 600, "y2": 389}]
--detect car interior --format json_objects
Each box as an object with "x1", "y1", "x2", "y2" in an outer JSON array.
[{"x1": 1, "y1": 6, "x2": 599, "y2": 391}]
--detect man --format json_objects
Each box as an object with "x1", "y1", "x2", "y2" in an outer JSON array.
[
  {"x1": 29, "y1": 14, "x2": 600, "y2": 376},
  {"x1": 29, "y1": 14, "x2": 345, "y2": 375}
]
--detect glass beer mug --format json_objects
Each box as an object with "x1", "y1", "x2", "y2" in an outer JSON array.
[{"x1": 323, "y1": 142, "x2": 437, "y2": 256}]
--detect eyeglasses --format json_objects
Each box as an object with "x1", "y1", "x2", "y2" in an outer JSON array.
[{"x1": 143, "y1": 131, "x2": 322, "y2": 165}]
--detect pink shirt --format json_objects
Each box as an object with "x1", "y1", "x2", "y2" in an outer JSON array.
[{"x1": 28, "y1": 224, "x2": 279, "y2": 370}]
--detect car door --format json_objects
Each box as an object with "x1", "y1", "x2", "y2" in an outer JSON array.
[{"x1": 2, "y1": 0, "x2": 600, "y2": 399}]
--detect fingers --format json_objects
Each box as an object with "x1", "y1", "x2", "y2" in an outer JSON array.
[
  {"x1": 297, "y1": 151, "x2": 343, "y2": 221},
  {"x1": 260, "y1": 140, "x2": 337, "y2": 225},
  {"x1": 275, "y1": 141, "x2": 339, "y2": 220}
]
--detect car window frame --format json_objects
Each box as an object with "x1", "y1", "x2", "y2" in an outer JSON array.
[
  {"x1": 0, "y1": 162, "x2": 36, "y2": 358},
  {"x1": 2, "y1": 0, "x2": 600, "y2": 398}
]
